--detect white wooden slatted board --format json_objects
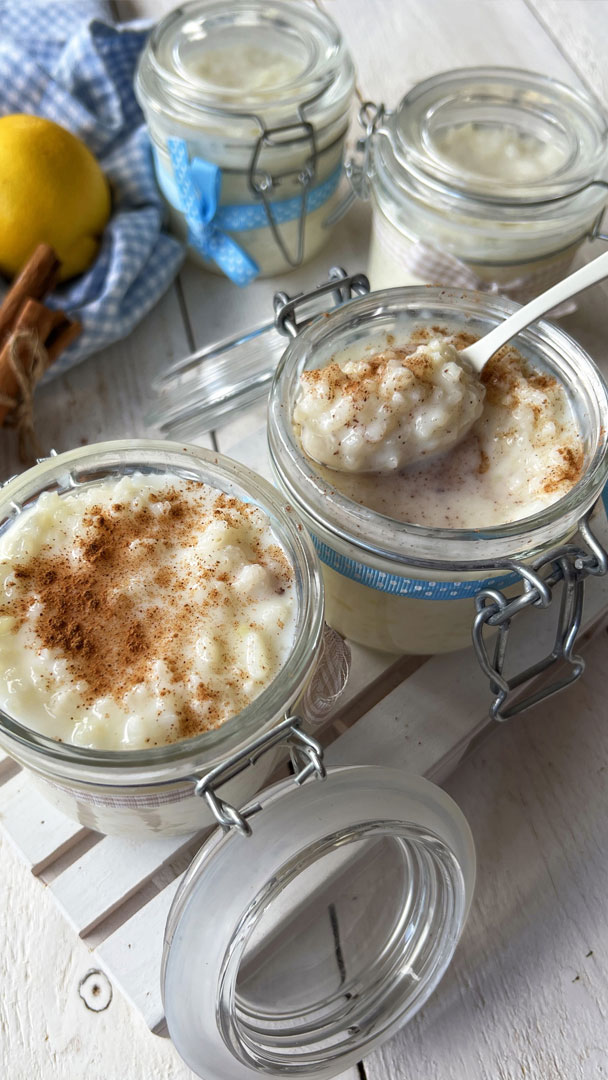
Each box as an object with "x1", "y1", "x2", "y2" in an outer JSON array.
[{"x1": 2, "y1": 418, "x2": 608, "y2": 1036}]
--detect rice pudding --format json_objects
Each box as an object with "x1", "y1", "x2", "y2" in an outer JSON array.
[
  {"x1": 434, "y1": 123, "x2": 566, "y2": 184},
  {"x1": 0, "y1": 474, "x2": 296, "y2": 751},
  {"x1": 293, "y1": 329, "x2": 583, "y2": 528},
  {"x1": 190, "y1": 42, "x2": 303, "y2": 94},
  {"x1": 294, "y1": 337, "x2": 485, "y2": 473}
]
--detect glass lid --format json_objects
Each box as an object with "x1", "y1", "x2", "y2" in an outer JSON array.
[
  {"x1": 162, "y1": 764, "x2": 475, "y2": 1079},
  {"x1": 142, "y1": 0, "x2": 354, "y2": 122},
  {"x1": 384, "y1": 67, "x2": 608, "y2": 204}
]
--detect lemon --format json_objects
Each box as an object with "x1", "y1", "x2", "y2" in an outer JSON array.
[{"x1": 0, "y1": 114, "x2": 111, "y2": 282}]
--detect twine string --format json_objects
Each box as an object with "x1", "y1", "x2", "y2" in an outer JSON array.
[{"x1": 0, "y1": 329, "x2": 50, "y2": 463}]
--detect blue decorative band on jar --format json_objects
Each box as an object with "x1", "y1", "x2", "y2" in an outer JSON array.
[
  {"x1": 152, "y1": 138, "x2": 342, "y2": 285},
  {"x1": 311, "y1": 535, "x2": 521, "y2": 600},
  {"x1": 214, "y1": 164, "x2": 342, "y2": 231}
]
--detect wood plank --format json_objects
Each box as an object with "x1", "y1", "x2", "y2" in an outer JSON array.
[
  {"x1": 0, "y1": 770, "x2": 89, "y2": 874},
  {"x1": 332, "y1": 0, "x2": 587, "y2": 104},
  {"x1": 50, "y1": 830, "x2": 203, "y2": 937},
  {"x1": 215, "y1": 399, "x2": 272, "y2": 457},
  {"x1": 0, "y1": 823, "x2": 206, "y2": 1079},
  {"x1": 95, "y1": 873, "x2": 184, "y2": 1034},
  {"x1": 527, "y1": 0, "x2": 608, "y2": 104},
  {"x1": 338, "y1": 640, "x2": 403, "y2": 709},
  {"x1": 217, "y1": 422, "x2": 271, "y2": 476}
]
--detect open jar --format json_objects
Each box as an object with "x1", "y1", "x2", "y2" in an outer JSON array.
[
  {"x1": 360, "y1": 68, "x2": 608, "y2": 299},
  {"x1": 268, "y1": 284, "x2": 608, "y2": 716},
  {"x1": 0, "y1": 440, "x2": 353, "y2": 838},
  {"x1": 160, "y1": 763, "x2": 475, "y2": 1079},
  {"x1": 135, "y1": 0, "x2": 355, "y2": 283}
]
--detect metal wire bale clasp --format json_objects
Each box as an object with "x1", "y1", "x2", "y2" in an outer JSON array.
[
  {"x1": 191, "y1": 716, "x2": 326, "y2": 837},
  {"x1": 273, "y1": 266, "x2": 370, "y2": 339},
  {"x1": 248, "y1": 119, "x2": 318, "y2": 268},
  {"x1": 472, "y1": 506, "x2": 608, "y2": 721},
  {"x1": 324, "y1": 101, "x2": 386, "y2": 228}
]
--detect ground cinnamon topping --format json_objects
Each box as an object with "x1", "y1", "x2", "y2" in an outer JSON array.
[
  {"x1": 300, "y1": 345, "x2": 441, "y2": 408},
  {"x1": 481, "y1": 346, "x2": 558, "y2": 407},
  {"x1": 478, "y1": 448, "x2": 490, "y2": 474},
  {"x1": 2, "y1": 479, "x2": 295, "y2": 744},
  {"x1": 543, "y1": 444, "x2": 584, "y2": 493}
]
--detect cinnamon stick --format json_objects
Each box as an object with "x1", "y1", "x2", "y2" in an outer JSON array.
[
  {"x1": 0, "y1": 244, "x2": 60, "y2": 347},
  {"x1": 46, "y1": 317, "x2": 82, "y2": 363},
  {"x1": 0, "y1": 299, "x2": 57, "y2": 425}
]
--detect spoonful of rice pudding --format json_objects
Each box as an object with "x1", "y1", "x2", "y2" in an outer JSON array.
[{"x1": 294, "y1": 250, "x2": 608, "y2": 474}]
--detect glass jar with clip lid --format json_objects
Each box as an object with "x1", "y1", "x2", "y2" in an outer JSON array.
[
  {"x1": 267, "y1": 279, "x2": 608, "y2": 719},
  {"x1": 160, "y1": 721, "x2": 476, "y2": 1079},
  {"x1": 346, "y1": 68, "x2": 608, "y2": 301},
  {"x1": 135, "y1": 0, "x2": 356, "y2": 284},
  {"x1": 148, "y1": 267, "x2": 608, "y2": 720},
  {"x1": 0, "y1": 440, "x2": 353, "y2": 837}
]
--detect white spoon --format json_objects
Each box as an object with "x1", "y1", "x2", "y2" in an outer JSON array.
[{"x1": 460, "y1": 249, "x2": 608, "y2": 372}]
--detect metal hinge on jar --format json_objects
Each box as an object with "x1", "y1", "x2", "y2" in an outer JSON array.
[
  {"x1": 273, "y1": 267, "x2": 370, "y2": 338},
  {"x1": 324, "y1": 101, "x2": 387, "y2": 226},
  {"x1": 190, "y1": 715, "x2": 326, "y2": 836},
  {"x1": 472, "y1": 506, "x2": 608, "y2": 720}
]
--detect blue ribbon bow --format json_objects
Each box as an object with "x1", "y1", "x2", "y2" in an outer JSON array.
[{"x1": 167, "y1": 137, "x2": 259, "y2": 286}]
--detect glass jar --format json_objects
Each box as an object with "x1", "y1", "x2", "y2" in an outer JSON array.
[
  {"x1": 0, "y1": 440, "x2": 349, "y2": 838},
  {"x1": 160, "y1": 763, "x2": 476, "y2": 1079},
  {"x1": 363, "y1": 68, "x2": 608, "y2": 298},
  {"x1": 268, "y1": 286, "x2": 608, "y2": 680},
  {"x1": 135, "y1": 0, "x2": 355, "y2": 283}
]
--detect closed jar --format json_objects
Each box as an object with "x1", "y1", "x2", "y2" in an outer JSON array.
[
  {"x1": 135, "y1": 0, "x2": 355, "y2": 283},
  {"x1": 365, "y1": 68, "x2": 608, "y2": 299},
  {"x1": 268, "y1": 287, "x2": 608, "y2": 655},
  {"x1": 0, "y1": 441, "x2": 344, "y2": 837}
]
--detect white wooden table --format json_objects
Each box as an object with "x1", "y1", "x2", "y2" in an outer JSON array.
[{"x1": 2, "y1": 2, "x2": 608, "y2": 1078}]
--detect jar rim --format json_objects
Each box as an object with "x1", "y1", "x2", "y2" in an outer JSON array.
[
  {"x1": 373, "y1": 66, "x2": 608, "y2": 214},
  {"x1": 268, "y1": 286, "x2": 608, "y2": 571},
  {"x1": 136, "y1": 0, "x2": 354, "y2": 128},
  {"x1": 0, "y1": 440, "x2": 324, "y2": 775}
]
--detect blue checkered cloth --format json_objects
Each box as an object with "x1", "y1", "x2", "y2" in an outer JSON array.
[{"x1": 0, "y1": 1, "x2": 184, "y2": 376}]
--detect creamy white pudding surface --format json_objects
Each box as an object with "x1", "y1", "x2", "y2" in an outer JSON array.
[
  {"x1": 435, "y1": 123, "x2": 566, "y2": 183},
  {"x1": 293, "y1": 337, "x2": 485, "y2": 472},
  {"x1": 294, "y1": 330, "x2": 584, "y2": 528},
  {"x1": 0, "y1": 475, "x2": 296, "y2": 750},
  {"x1": 192, "y1": 43, "x2": 303, "y2": 93}
]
